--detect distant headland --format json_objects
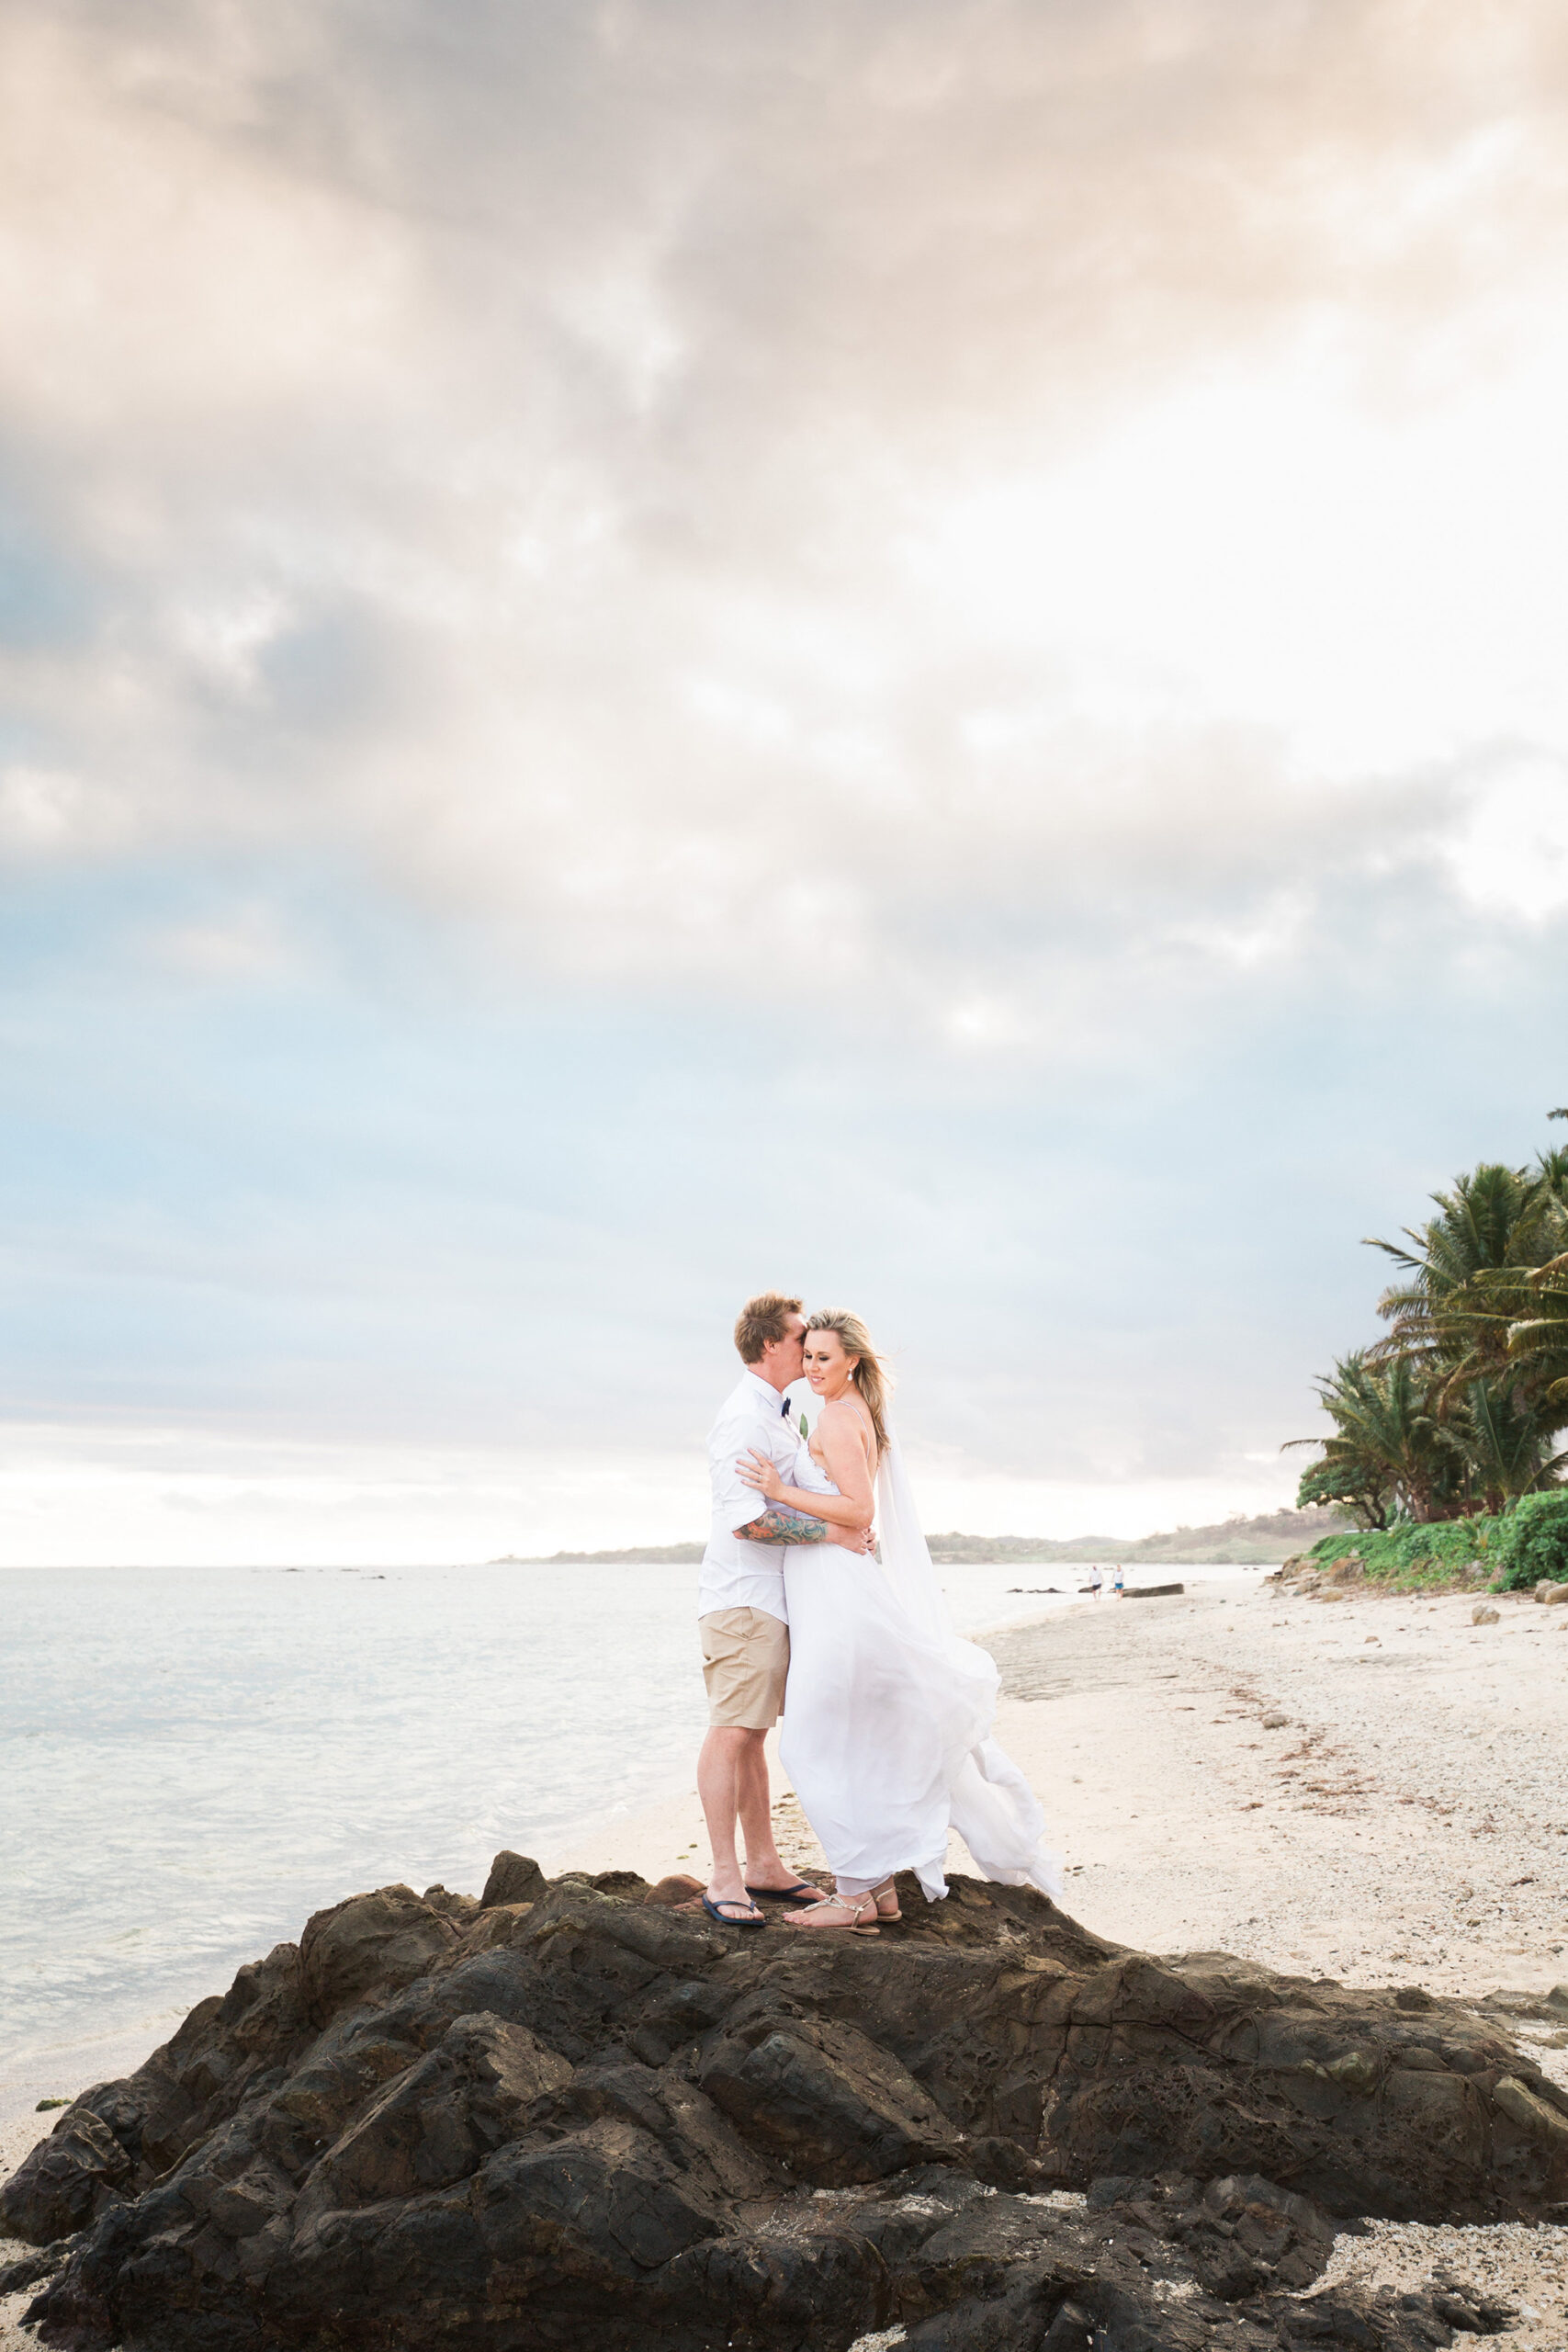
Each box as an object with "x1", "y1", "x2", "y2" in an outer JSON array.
[
  {"x1": 489, "y1": 1541, "x2": 708, "y2": 1564},
  {"x1": 489, "y1": 1506, "x2": 1348, "y2": 1568}
]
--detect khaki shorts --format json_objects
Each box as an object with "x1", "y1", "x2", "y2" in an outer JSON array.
[{"x1": 699, "y1": 1607, "x2": 789, "y2": 1730}]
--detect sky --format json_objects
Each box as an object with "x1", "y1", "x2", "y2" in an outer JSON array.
[{"x1": 4, "y1": 0, "x2": 1568, "y2": 1564}]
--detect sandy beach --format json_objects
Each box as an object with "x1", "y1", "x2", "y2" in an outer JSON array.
[
  {"x1": 6, "y1": 1572, "x2": 1568, "y2": 2346},
  {"x1": 559, "y1": 1572, "x2": 1568, "y2": 2003}
]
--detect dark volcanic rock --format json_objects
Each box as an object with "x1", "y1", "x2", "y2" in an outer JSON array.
[
  {"x1": 300, "y1": 2011, "x2": 572, "y2": 2207},
  {"x1": 479, "y1": 1849, "x2": 547, "y2": 1908},
  {"x1": 298, "y1": 1883, "x2": 460, "y2": 2026},
  {"x1": 6, "y1": 1863, "x2": 1562, "y2": 2350},
  {"x1": 1085, "y1": 2171, "x2": 1336, "y2": 2301},
  {"x1": 700, "y1": 2012, "x2": 965, "y2": 2181}
]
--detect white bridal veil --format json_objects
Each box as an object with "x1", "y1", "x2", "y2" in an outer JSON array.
[{"x1": 875, "y1": 1430, "x2": 1062, "y2": 1902}]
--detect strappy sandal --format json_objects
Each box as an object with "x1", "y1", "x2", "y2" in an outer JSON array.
[
  {"x1": 871, "y1": 1876, "x2": 902, "y2": 1922},
  {"x1": 779, "y1": 1891, "x2": 880, "y2": 1936}
]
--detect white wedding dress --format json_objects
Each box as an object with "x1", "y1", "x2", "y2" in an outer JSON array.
[{"x1": 777, "y1": 1425, "x2": 1060, "y2": 1904}]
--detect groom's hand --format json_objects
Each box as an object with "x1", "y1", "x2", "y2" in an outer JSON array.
[{"x1": 850, "y1": 1522, "x2": 876, "y2": 1555}]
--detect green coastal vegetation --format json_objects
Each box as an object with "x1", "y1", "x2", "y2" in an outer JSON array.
[
  {"x1": 1299, "y1": 1492, "x2": 1568, "y2": 1594},
  {"x1": 1292, "y1": 1118, "x2": 1568, "y2": 1591}
]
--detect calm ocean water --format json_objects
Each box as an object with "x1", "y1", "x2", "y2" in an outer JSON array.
[{"x1": 1, "y1": 1557, "x2": 1258, "y2": 2069}]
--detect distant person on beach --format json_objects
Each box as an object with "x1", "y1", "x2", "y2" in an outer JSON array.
[
  {"x1": 734, "y1": 1306, "x2": 1059, "y2": 1932},
  {"x1": 1113, "y1": 1565, "x2": 1124, "y2": 1597},
  {"x1": 695, "y1": 1292, "x2": 864, "y2": 1928},
  {"x1": 1088, "y1": 1566, "x2": 1103, "y2": 1600}
]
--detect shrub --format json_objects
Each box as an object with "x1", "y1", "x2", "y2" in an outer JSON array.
[
  {"x1": 1494, "y1": 1490, "x2": 1568, "y2": 1590},
  {"x1": 1306, "y1": 1516, "x2": 1505, "y2": 1590}
]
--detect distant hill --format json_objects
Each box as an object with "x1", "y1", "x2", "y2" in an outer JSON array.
[
  {"x1": 490, "y1": 1542, "x2": 706, "y2": 1565},
  {"x1": 924, "y1": 1508, "x2": 1351, "y2": 1566},
  {"x1": 492, "y1": 1508, "x2": 1349, "y2": 1569}
]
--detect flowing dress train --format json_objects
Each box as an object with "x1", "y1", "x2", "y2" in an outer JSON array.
[{"x1": 778, "y1": 1430, "x2": 1059, "y2": 1903}]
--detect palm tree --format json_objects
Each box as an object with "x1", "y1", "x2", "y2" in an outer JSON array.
[
  {"x1": 1297, "y1": 1130, "x2": 1568, "y2": 1526},
  {"x1": 1366, "y1": 1160, "x2": 1568, "y2": 1387},
  {"x1": 1446, "y1": 1374, "x2": 1568, "y2": 1515},
  {"x1": 1286, "y1": 1353, "x2": 1463, "y2": 1525},
  {"x1": 1506, "y1": 1251, "x2": 1568, "y2": 1411}
]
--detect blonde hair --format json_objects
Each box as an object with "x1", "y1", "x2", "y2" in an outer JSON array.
[
  {"x1": 807, "y1": 1309, "x2": 891, "y2": 1457},
  {"x1": 734, "y1": 1291, "x2": 804, "y2": 1364}
]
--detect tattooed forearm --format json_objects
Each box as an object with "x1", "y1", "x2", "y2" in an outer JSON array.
[{"x1": 734, "y1": 1508, "x2": 829, "y2": 1545}]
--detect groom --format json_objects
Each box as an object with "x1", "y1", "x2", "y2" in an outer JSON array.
[{"x1": 695, "y1": 1291, "x2": 871, "y2": 1927}]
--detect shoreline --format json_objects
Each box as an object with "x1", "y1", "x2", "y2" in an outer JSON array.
[
  {"x1": 552, "y1": 1571, "x2": 1568, "y2": 2000},
  {"x1": 11, "y1": 1572, "x2": 1566, "y2": 2100},
  {"x1": 8, "y1": 1575, "x2": 1568, "y2": 2346},
  {"x1": 986, "y1": 1574, "x2": 1568, "y2": 1999}
]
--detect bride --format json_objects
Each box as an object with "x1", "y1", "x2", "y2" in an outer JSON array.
[{"x1": 737, "y1": 1308, "x2": 1059, "y2": 1934}]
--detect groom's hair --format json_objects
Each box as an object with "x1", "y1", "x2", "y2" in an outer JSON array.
[{"x1": 735, "y1": 1292, "x2": 804, "y2": 1363}]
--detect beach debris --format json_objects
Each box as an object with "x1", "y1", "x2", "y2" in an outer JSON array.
[{"x1": 7, "y1": 1861, "x2": 1565, "y2": 2350}]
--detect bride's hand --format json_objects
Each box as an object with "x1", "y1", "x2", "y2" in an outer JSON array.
[{"x1": 737, "y1": 1448, "x2": 784, "y2": 1501}]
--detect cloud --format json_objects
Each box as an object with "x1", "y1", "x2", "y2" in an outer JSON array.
[
  {"x1": 5, "y1": 3, "x2": 1568, "y2": 1551},
  {"x1": 1442, "y1": 752, "x2": 1568, "y2": 920},
  {"x1": 145, "y1": 899, "x2": 306, "y2": 978},
  {"x1": 4, "y1": 2, "x2": 1568, "y2": 989}
]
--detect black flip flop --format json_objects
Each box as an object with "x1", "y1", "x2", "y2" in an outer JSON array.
[
  {"x1": 745, "y1": 1881, "x2": 823, "y2": 1905},
  {"x1": 701, "y1": 1894, "x2": 767, "y2": 1929}
]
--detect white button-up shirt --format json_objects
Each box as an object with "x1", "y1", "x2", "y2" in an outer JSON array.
[{"x1": 697, "y1": 1369, "x2": 807, "y2": 1623}]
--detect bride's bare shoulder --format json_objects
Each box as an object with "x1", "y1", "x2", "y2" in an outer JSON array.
[{"x1": 818, "y1": 1396, "x2": 873, "y2": 1444}]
